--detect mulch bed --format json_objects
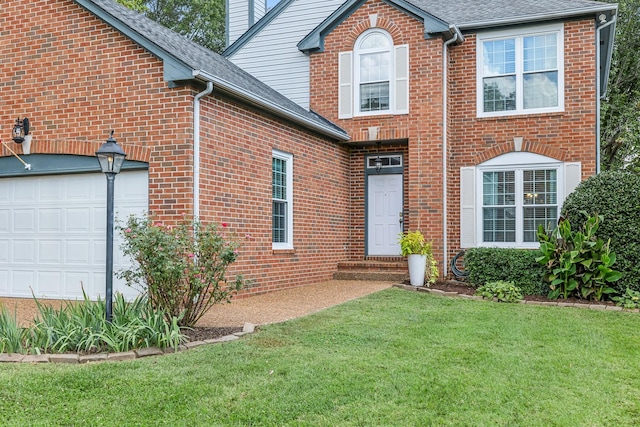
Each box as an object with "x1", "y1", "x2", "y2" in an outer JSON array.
[
  {"x1": 413, "y1": 280, "x2": 616, "y2": 306},
  {"x1": 183, "y1": 326, "x2": 244, "y2": 342}
]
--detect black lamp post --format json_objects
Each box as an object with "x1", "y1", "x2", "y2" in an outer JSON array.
[{"x1": 96, "y1": 131, "x2": 126, "y2": 322}]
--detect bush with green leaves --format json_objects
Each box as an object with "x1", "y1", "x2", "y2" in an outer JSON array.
[
  {"x1": 561, "y1": 170, "x2": 640, "y2": 293},
  {"x1": 612, "y1": 288, "x2": 640, "y2": 310},
  {"x1": 536, "y1": 214, "x2": 622, "y2": 301},
  {"x1": 118, "y1": 215, "x2": 244, "y2": 327},
  {"x1": 464, "y1": 248, "x2": 546, "y2": 295},
  {"x1": 475, "y1": 281, "x2": 524, "y2": 303}
]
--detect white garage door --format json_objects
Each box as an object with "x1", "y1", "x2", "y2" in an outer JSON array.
[{"x1": 0, "y1": 170, "x2": 148, "y2": 300}]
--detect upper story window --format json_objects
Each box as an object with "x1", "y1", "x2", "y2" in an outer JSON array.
[
  {"x1": 477, "y1": 24, "x2": 564, "y2": 118},
  {"x1": 356, "y1": 32, "x2": 392, "y2": 113},
  {"x1": 338, "y1": 29, "x2": 408, "y2": 119}
]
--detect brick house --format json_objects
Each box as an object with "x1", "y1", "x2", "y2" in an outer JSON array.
[
  {"x1": 225, "y1": 0, "x2": 617, "y2": 276},
  {"x1": 0, "y1": 0, "x2": 353, "y2": 300}
]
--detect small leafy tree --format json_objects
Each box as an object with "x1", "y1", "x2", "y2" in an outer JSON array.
[
  {"x1": 536, "y1": 214, "x2": 622, "y2": 300},
  {"x1": 118, "y1": 215, "x2": 243, "y2": 327}
]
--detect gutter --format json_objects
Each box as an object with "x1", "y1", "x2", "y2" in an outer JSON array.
[
  {"x1": 595, "y1": 13, "x2": 617, "y2": 174},
  {"x1": 442, "y1": 26, "x2": 464, "y2": 278},
  {"x1": 456, "y1": 6, "x2": 617, "y2": 31},
  {"x1": 193, "y1": 81, "x2": 214, "y2": 219},
  {"x1": 192, "y1": 70, "x2": 349, "y2": 142}
]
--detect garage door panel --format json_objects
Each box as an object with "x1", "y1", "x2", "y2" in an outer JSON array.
[
  {"x1": 38, "y1": 240, "x2": 62, "y2": 263},
  {"x1": 0, "y1": 181, "x2": 10, "y2": 201},
  {"x1": 13, "y1": 209, "x2": 36, "y2": 232},
  {"x1": 0, "y1": 241, "x2": 8, "y2": 262},
  {"x1": 37, "y1": 271, "x2": 62, "y2": 296},
  {"x1": 0, "y1": 210, "x2": 9, "y2": 232},
  {"x1": 65, "y1": 240, "x2": 92, "y2": 264},
  {"x1": 39, "y1": 209, "x2": 63, "y2": 232},
  {"x1": 10, "y1": 271, "x2": 34, "y2": 297},
  {"x1": 66, "y1": 208, "x2": 92, "y2": 233},
  {"x1": 13, "y1": 181, "x2": 36, "y2": 202},
  {"x1": 66, "y1": 177, "x2": 97, "y2": 201},
  {"x1": 13, "y1": 240, "x2": 36, "y2": 263},
  {"x1": 65, "y1": 272, "x2": 91, "y2": 298},
  {"x1": 0, "y1": 271, "x2": 8, "y2": 293}
]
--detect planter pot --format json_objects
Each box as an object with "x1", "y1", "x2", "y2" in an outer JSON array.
[{"x1": 407, "y1": 254, "x2": 427, "y2": 286}]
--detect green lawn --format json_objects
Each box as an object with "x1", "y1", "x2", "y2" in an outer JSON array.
[{"x1": 1, "y1": 288, "x2": 640, "y2": 426}]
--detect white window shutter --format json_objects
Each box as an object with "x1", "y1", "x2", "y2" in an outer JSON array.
[
  {"x1": 460, "y1": 167, "x2": 476, "y2": 248},
  {"x1": 563, "y1": 162, "x2": 582, "y2": 199},
  {"x1": 394, "y1": 44, "x2": 409, "y2": 114},
  {"x1": 338, "y1": 51, "x2": 353, "y2": 119}
]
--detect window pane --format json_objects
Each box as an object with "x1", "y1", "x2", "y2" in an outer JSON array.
[
  {"x1": 524, "y1": 34, "x2": 557, "y2": 72},
  {"x1": 272, "y1": 157, "x2": 286, "y2": 200},
  {"x1": 483, "y1": 171, "x2": 515, "y2": 205},
  {"x1": 272, "y1": 201, "x2": 287, "y2": 243},
  {"x1": 483, "y1": 207, "x2": 516, "y2": 242},
  {"x1": 523, "y1": 206, "x2": 557, "y2": 242},
  {"x1": 523, "y1": 71, "x2": 558, "y2": 109},
  {"x1": 360, "y1": 82, "x2": 390, "y2": 112},
  {"x1": 483, "y1": 39, "x2": 516, "y2": 75},
  {"x1": 483, "y1": 76, "x2": 516, "y2": 112},
  {"x1": 360, "y1": 52, "x2": 390, "y2": 82},
  {"x1": 523, "y1": 169, "x2": 557, "y2": 205},
  {"x1": 360, "y1": 33, "x2": 390, "y2": 50}
]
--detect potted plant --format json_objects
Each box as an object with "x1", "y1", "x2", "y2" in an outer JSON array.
[{"x1": 398, "y1": 230, "x2": 437, "y2": 286}]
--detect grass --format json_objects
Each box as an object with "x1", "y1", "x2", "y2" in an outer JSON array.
[{"x1": 1, "y1": 288, "x2": 640, "y2": 426}]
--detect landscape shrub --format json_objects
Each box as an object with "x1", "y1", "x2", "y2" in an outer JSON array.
[
  {"x1": 465, "y1": 248, "x2": 546, "y2": 296},
  {"x1": 118, "y1": 215, "x2": 244, "y2": 327},
  {"x1": 23, "y1": 292, "x2": 185, "y2": 354},
  {"x1": 536, "y1": 214, "x2": 621, "y2": 300},
  {"x1": 561, "y1": 170, "x2": 640, "y2": 293},
  {"x1": 0, "y1": 304, "x2": 24, "y2": 353},
  {"x1": 475, "y1": 281, "x2": 523, "y2": 303}
]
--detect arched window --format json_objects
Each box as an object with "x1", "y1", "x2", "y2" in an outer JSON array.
[
  {"x1": 338, "y1": 29, "x2": 408, "y2": 118},
  {"x1": 355, "y1": 31, "x2": 392, "y2": 113}
]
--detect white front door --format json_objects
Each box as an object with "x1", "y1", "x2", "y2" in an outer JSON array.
[{"x1": 367, "y1": 174, "x2": 403, "y2": 255}]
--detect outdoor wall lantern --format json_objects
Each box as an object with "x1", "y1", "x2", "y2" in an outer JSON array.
[
  {"x1": 12, "y1": 117, "x2": 33, "y2": 155},
  {"x1": 96, "y1": 130, "x2": 127, "y2": 322}
]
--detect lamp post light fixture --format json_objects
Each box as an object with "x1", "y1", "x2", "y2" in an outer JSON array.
[{"x1": 96, "y1": 130, "x2": 126, "y2": 322}]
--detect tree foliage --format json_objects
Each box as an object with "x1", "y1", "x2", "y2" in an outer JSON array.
[
  {"x1": 117, "y1": 0, "x2": 225, "y2": 53},
  {"x1": 601, "y1": 0, "x2": 640, "y2": 170}
]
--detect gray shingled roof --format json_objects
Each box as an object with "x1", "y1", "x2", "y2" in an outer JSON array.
[
  {"x1": 405, "y1": 0, "x2": 616, "y2": 29},
  {"x1": 77, "y1": 0, "x2": 348, "y2": 140}
]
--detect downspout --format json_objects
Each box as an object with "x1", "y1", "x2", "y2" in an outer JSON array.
[
  {"x1": 595, "y1": 14, "x2": 616, "y2": 174},
  {"x1": 442, "y1": 25, "x2": 463, "y2": 278},
  {"x1": 194, "y1": 81, "x2": 214, "y2": 219}
]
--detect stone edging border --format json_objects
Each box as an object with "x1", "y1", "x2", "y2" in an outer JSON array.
[
  {"x1": 0, "y1": 322, "x2": 256, "y2": 365},
  {"x1": 394, "y1": 284, "x2": 638, "y2": 312}
]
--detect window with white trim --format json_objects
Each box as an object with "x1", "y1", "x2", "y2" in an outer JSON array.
[
  {"x1": 338, "y1": 30, "x2": 408, "y2": 119},
  {"x1": 460, "y1": 155, "x2": 582, "y2": 249},
  {"x1": 477, "y1": 24, "x2": 564, "y2": 117},
  {"x1": 272, "y1": 150, "x2": 293, "y2": 249}
]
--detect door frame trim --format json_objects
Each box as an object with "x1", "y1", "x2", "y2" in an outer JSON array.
[{"x1": 364, "y1": 153, "x2": 404, "y2": 257}]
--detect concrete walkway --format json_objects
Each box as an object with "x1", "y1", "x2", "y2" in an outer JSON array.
[{"x1": 1, "y1": 280, "x2": 395, "y2": 328}]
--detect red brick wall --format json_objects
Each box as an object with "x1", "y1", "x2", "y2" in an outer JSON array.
[
  {"x1": 310, "y1": 0, "x2": 446, "y2": 267},
  {"x1": 0, "y1": 0, "x2": 351, "y2": 295},
  {"x1": 446, "y1": 19, "x2": 597, "y2": 261},
  {"x1": 310, "y1": 0, "x2": 597, "y2": 276}
]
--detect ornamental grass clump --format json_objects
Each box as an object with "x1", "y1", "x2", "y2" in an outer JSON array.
[{"x1": 118, "y1": 214, "x2": 244, "y2": 327}]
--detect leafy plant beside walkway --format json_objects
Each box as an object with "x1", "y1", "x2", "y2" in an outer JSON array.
[{"x1": 1, "y1": 289, "x2": 639, "y2": 426}]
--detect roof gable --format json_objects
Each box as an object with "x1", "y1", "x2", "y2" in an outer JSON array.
[
  {"x1": 74, "y1": 0, "x2": 348, "y2": 140},
  {"x1": 298, "y1": 0, "x2": 450, "y2": 53}
]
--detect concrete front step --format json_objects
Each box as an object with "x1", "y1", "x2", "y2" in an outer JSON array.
[
  {"x1": 333, "y1": 270, "x2": 408, "y2": 282},
  {"x1": 337, "y1": 260, "x2": 407, "y2": 271}
]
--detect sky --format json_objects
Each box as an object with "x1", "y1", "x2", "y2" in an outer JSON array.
[{"x1": 266, "y1": 0, "x2": 279, "y2": 9}]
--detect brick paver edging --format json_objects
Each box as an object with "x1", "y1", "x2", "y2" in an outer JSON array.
[
  {"x1": 394, "y1": 284, "x2": 636, "y2": 312},
  {"x1": 0, "y1": 322, "x2": 256, "y2": 365}
]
